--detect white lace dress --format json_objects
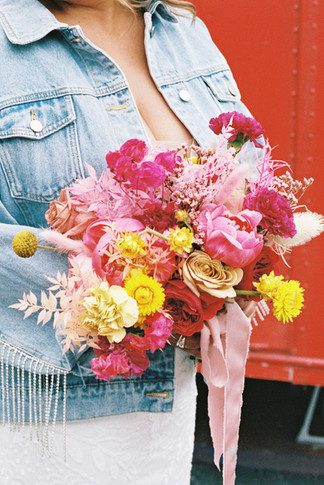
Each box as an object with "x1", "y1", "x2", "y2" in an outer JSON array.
[{"x1": 0, "y1": 349, "x2": 197, "y2": 485}]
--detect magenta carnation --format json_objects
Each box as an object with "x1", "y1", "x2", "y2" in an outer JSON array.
[
  {"x1": 154, "y1": 151, "x2": 178, "y2": 172},
  {"x1": 209, "y1": 111, "x2": 264, "y2": 148},
  {"x1": 106, "y1": 138, "x2": 167, "y2": 190},
  {"x1": 92, "y1": 335, "x2": 150, "y2": 382},
  {"x1": 243, "y1": 187, "x2": 297, "y2": 238},
  {"x1": 143, "y1": 313, "x2": 173, "y2": 353}
]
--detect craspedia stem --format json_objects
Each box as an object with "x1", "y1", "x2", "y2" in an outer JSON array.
[{"x1": 12, "y1": 231, "x2": 61, "y2": 258}]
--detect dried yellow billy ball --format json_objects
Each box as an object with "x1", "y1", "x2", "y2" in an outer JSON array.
[{"x1": 12, "y1": 230, "x2": 38, "y2": 258}]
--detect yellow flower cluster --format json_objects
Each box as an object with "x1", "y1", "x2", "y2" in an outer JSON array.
[
  {"x1": 124, "y1": 269, "x2": 165, "y2": 317},
  {"x1": 117, "y1": 232, "x2": 146, "y2": 259},
  {"x1": 168, "y1": 227, "x2": 194, "y2": 254},
  {"x1": 254, "y1": 271, "x2": 304, "y2": 323}
]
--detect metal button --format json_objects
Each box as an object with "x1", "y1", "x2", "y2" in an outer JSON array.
[
  {"x1": 179, "y1": 89, "x2": 191, "y2": 102},
  {"x1": 30, "y1": 119, "x2": 43, "y2": 133}
]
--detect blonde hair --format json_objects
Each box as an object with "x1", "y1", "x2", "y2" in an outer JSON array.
[{"x1": 117, "y1": 0, "x2": 196, "y2": 18}]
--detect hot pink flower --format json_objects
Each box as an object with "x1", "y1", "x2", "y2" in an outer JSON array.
[
  {"x1": 209, "y1": 111, "x2": 264, "y2": 148},
  {"x1": 144, "y1": 313, "x2": 173, "y2": 353},
  {"x1": 197, "y1": 204, "x2": 264, "y2": 267},
  {"x1": 92, "y1": 335, "x2": 150, "y2": 382},
  {"x1": 119, "y1": 139, "x2": 148, "y2": 162},
  {"x1": 106, "y1": 139, "x2": 167, "y2": 190},
  {"x1": 243, "y1": 187, "x2": 297, "y2": 238},
  {"x1": 133, "y1": 161, "x2": 166, "y2": 190},
  {"x1": 154, "y1": 151, "x2": 178, "y2": 172}
]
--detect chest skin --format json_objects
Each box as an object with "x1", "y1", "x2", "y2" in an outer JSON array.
[{"x1": 41, "y1": 2, "x2": 193, "y2": 142}]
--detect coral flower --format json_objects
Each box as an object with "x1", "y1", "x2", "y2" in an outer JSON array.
[
  {"x1": 124, "y1": 269, "x2": 165, "y2": 316},
  {"x1": 168, "y1": 227, "x2": 194, "y2": 254},
  {"x1": 272, "y1": 280, "x2": 304, "y2": 323}
]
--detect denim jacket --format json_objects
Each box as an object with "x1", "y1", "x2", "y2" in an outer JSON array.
[{"x1": 0, "y1": 0, "x2": 254, "y2": 429}]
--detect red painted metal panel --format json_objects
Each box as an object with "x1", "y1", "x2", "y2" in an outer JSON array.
[{"x1": 194, "y1": 0, "x2": 324, "y2": 384}]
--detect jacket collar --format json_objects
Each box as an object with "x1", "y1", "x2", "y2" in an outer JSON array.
[{"x1": 0, "y1": 0, "x2": 176, "y2": 46}]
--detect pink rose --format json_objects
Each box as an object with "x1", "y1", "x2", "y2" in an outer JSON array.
[
  {"x1": 197, "y1": 204, "x2": 264, "y2": 268},
  {"x1": 45, "y1": 189, "x2": 96, "y2": 238}
]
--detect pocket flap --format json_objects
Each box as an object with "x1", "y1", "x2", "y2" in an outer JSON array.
[
  {"x1": 203, "y1": 69, "x2": 241, "y2": 102},
  {"x1": 0, "y1": 95, "x2": 76, "y2": 139}
]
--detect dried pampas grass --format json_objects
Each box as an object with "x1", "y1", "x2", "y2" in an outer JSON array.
[{"x1": 273, "y1": 211, "x2": 324, "y2": 249}]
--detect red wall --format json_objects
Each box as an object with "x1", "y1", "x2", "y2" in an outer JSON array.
[{"x1": 195, "y1": 0, "x2": 324, "y2": 385}]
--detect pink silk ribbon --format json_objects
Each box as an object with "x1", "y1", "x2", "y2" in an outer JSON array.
[{"x1": 201, "y1": 301, "x2": 252, "y2": 485}]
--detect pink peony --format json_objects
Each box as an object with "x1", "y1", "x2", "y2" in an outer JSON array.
[
  {"x1": 83, "y1": 218, "x2": 144, "y2": 280},
  {"x1": 209, "y1": 111, "x2": 264, "y2": 148},
  {"x1": 45, "y1": 188, "x2": 97, "y2": 238},
  {"x1": 243, "y1": 187, "x2": 297, "y2": 238},
  {"x1": 197, "y1": 204, "x2": 264, "y2": 267}
]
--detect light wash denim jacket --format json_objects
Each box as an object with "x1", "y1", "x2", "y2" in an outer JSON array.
[{"x1": 0, "y1": 0, "x2": 254, "y2": 429}]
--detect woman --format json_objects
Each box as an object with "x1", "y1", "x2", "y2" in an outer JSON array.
[{"x1": 0, "y1": 1, "x2": 255, "y2": 483}]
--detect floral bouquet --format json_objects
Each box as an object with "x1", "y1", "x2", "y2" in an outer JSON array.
[{"x1": 11, "y1": 111, "x2": 324, "y2": 484}]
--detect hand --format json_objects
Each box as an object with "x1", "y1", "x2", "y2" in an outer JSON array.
[
  {"x1": 236, "y1": 297, "x2": 258, "y2": 319},
  {"x1": 167, "y1": 331, "x2": 201, "y2": 359}
]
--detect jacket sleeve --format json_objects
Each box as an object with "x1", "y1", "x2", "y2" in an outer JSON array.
[{"x1": 0, "y1": 207, "x2": 77, "y2": 372}]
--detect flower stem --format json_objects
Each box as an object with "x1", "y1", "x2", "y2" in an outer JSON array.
[
  {"x1": 139, "y1": 227, "x2": 169, "y2": 241},
  {"x1": 235, "y1": 289, "x2": 260, "y2": 296},
  {"x1": 37, "y1": 245, "x2": 63, "y2": 252}
]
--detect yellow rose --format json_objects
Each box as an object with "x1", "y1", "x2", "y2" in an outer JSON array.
[
  {"x1": 182, "y1": 250, "x2": 243, "y2": 298},
  {"x1": 82, "y1": 282, "x2": 139, "y2": 343}
]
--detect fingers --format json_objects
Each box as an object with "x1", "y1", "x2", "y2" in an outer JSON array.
[{"x1": 167, "y1": 332, "x2": 201, "y2": 359}]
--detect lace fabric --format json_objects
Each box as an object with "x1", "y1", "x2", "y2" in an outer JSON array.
[{"x1": 0, "y1": 350, "x2": 197, "y2": 485}]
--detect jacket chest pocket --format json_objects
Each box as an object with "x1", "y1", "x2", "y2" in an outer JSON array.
[
  {"x1": 0, "y1": 95, "x2": 84, "y2": 204},
  {"x1": 202, "y1": 68, "x2": 242, "y2": 112}
]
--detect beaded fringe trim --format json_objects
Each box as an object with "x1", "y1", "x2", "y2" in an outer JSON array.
[
  {"x1": 0, "y1": 338, "x2": 68, "y2": 460},
  {"x1": 251, "y1": 300, "x2": 270, "y2": 326}
]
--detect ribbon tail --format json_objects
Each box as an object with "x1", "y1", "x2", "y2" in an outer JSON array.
[
  {"x1": 222, "y1": 301, "x2": 252, "y2": 485},
  {"x1": 201, "y1": 315, "x2": 228, "y2": 470}
]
